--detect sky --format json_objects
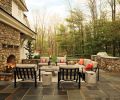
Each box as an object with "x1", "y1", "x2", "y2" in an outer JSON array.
[{"x1": 25, "y1": 0, "x2": 88, "y2": 27}]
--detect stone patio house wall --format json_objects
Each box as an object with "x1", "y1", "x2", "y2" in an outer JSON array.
[
  {"x1": 0, "y1": 0, "x2": 36, "y2": 71},
  {"x1": 91, "y1": 52, "x2": 120, "y2": 72}
]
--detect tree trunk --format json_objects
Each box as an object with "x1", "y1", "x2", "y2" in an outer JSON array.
[
  {"x1": 112, "y1": 40, "x2": 116, "y2": 56},
  {"x1": 119, "y1": 41, "x2": 120, "y2": 57},
  {"x1": 105, "y1": 44, "x2": 108, "y2": 52}
]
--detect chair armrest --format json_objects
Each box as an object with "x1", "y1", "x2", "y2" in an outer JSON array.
[
  {"x1": 92, "y1": 65, "x2": 99, "y2": 72},
  {"x1": 66, "y1": 61, "x2": 68, "y2": 65}
]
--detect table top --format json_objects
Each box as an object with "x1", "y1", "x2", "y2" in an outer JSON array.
[{"x1": 41, "y1": 66, "x2": 59, "y2": 71}]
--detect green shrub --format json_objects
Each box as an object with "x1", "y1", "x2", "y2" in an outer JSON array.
[{"x1": 33, "y1": 55, "x2": 40, "y2": 59}]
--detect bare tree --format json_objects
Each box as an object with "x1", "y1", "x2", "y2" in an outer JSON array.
[
  {"x1": 107, "y1": 0, "x2": 117, "y2": 56},
  {"x1": 32, "y1": 10, "x2": 49, "y2": 53},
  {"x1": 107, "y1": 0, "x2": 116, "y2": 21},
  {"x1": 87, "y1": 0, "x2": 98, "y2": 38},
  {"x1": 47, "y1": 14, "x2": 63, "y2": 56}
]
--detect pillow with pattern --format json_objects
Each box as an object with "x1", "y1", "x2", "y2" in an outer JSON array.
[
  {"x1": 40, "y1": 58, "x2": 46, "y2": 63},
  {"x1": 60, "y1": 59, "x2": 65, "y2": 63}
]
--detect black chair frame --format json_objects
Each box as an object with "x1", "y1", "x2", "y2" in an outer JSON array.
[
  {"x1": 58, "y1": 67, "x2": 81, "y2": 89},
  {"x1": 14, "y1": 67, "x2": 40, "y2": 88}
]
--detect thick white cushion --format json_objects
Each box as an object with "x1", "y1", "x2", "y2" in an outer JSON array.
[
  {"x1": 59, "y1": 65, "x2": 79, "y2": 69},
  {"x1": 92, "y1": 61, "x2": 98, "y2": 68},
  {"x1": 57, "y1": 63, "x2": 67, "y2": 66},
  {"x1": 39, "y1": 63, "x2": 48, "y2": 66},
  {"x1": 84, "y1": 59, "x2": 92, "y2": 66},
  {"x1": 57, "y1": 57, "x2": 66, "y2": 63}
]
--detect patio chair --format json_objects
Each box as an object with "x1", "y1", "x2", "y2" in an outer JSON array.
[
  {"x1": 81, "y1": 61, "x2": 99, "y2": 81},
  {"x1": 56, "y1": 57, "x2": 68, "y2": 66},
  {"x1": 38, "y1": 57, "x2": 50, "y2": 66},
  {"x1": 13, "y1": 64, "x2": 40, "y2": 88},
  {"x1": 58, "y1": 65, "x2": 81, "y2": 89}
]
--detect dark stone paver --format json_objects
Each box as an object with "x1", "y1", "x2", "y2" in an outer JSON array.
[
  {"x1": 54, "y1": 89, "x2": 67, "y2": 95},
  {"x1": 0, "y1": 70, "x2": 120, "y2": 100},
  {"x1": 42, "y1": 95, "x2": 68, "y2": 100},
  {"x1": 5, "y1": 88, "x2": 29, "y2": 100},
  {"x1": 41, "y1": 88, "x2": 54, "y2": 95},
  {"x1": 22, "y1": 96, "x2": 43, "y2": 100},
  {"x1": 0, "y1": 93, "x2": 11, "y2": 100},
  {"x1": 26, "y1": 87, "x2": 42, "y2": 95},
  {"x1": 68, "y1": 90, "x2": 83, "y2": 100}
]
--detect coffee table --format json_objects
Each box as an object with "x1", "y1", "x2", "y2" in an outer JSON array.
[
  {"x1": 41, "y1": 66, "x2": 59, "y2": 71},
  {"x1": 40, "y1": 66, "x2": 59, "y2": 76}
]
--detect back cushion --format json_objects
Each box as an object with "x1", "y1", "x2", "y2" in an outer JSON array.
[
  {"x1": 78, "y1": 58, "x2": 84, "y2": 65},
  {"x1": 40, "y1": 57, "x2": 49, "y2": 63},
  {"x1": 84, "y1": 59, "x2": 92, "y2": 66},
  {"x1": 57, "y1": 57, "x2": 66, "y2": 63},
  {"x1": 92, "y1": 61, "x2": 98, "y2": 68},
  {"x1": 40, "y1": 58, "x2": 46, "y2": 63}
]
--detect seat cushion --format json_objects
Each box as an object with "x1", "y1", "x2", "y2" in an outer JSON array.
[
  {"x1": 57, "y1": 63, "x2": 67, "y2": 66},
  {"x1": 39, "y1": 63, "x2": 48, "y2": 66}
]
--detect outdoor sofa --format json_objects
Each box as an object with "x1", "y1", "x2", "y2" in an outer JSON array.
[{"x1": 75, "y1": 59, "x2": 99, "y2": 81}]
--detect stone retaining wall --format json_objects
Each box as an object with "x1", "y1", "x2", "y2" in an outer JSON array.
[{"x1": 91, "y1": 55, "x2": 120, "y2": 72}]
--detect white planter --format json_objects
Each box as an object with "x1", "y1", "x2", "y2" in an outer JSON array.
[
  {"x1": 42, "y1": 72, "x2": 52, "y2": 85},
  {"x1": 85, "y1": 71, "x2": 96, "y2": 84}
]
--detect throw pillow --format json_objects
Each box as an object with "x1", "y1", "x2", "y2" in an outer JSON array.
[
  {"x1": 40, "y1": 58, "x2": 46, "y2": 63},
  {"x1": 78, "y1": 58, "x2": 84, "y2": 65},
  {"x1": 85, "y1": 63, "x2": 93, "y2": 71},
  {"x1": 60, "y1": 59, "x2": 65, "y2": 63}
]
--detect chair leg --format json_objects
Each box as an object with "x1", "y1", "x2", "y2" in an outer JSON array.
[
  {"x1": 14, "y1": 71, "x2": 16, "y2": 88},
  {"x1": 34, "y1": 72, "x2": 37, "y2": 87},
  {"x1": 81, "y1": 73, "x2": 85, "y2": 81},
  {"x1": 78, "y1": 73, "x2": 81, "y2": 89},
  {"x1": 14, "y1": 79, "x2": 16, "y2": 88},
  {"x1": 58, "y1": 81, "x2": 60, "y2": 89},
  {"x1": 39, "y1": 69, "x2": 41, "y2": 81},
  {"x1": 97, "y1": 67, "x2": 99, "y2": 81},
  {"x1": 58, "y1": 72, "x2": 60, "y2": 89}
]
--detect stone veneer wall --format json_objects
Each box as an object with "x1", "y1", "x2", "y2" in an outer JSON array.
[
  {"x1": 100, "y1": 57, "x2": 120, "y2": 72},
  {"x1": 0, "y1": 0, "x2": 12, "y2": 14},
  {"x1": 91, "y1": 55, "x2": 120, "y2": 72},
  {"x1": 0, "y1": 22, "x2": 20, "y2": 71}
]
